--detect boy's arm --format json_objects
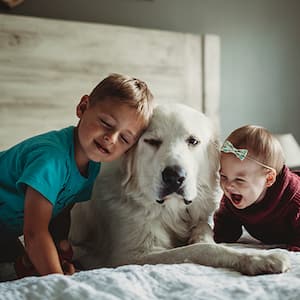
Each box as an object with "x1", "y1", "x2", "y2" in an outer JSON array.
[
  {"x1": 49, "y1": 203, "x2": 75, "y2": 272},
  {"x1": 23, "y1": 186, "x2": 64, "y2": 275},
  {"x1": 49, "y1": 203, "x2": 74, "y2": 243}
]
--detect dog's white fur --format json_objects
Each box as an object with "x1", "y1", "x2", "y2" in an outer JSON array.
[{"x1": 70, "y1": 103, "x2": 290, "y2": 275}]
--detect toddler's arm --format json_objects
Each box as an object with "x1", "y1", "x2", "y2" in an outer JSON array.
[
  {"x1": 213, "y1": 198, "x2": 243, "y2": 243},
  {"x1": 288, "y1": 209, "x2": 300, "y2": 251}
]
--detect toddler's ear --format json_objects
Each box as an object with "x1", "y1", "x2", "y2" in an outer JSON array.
[{"x1": 266, "y1": 169, "x2": 276, "y2": 187}]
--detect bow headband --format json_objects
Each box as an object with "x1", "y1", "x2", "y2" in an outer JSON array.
[
  {"x1": 220, "y1": 140, "x2": 275, "y2": 171},
  {"x1": 220, "y1": 140, "x2": 248, "y2": 160}
]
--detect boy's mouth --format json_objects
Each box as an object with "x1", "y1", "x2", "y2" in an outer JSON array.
[
  {"x1": 230, "y1": 193, "x2": 242, "y2": 204},
  {"x1": 94, "y1": 141, "x2": 110, "y2": 154}
]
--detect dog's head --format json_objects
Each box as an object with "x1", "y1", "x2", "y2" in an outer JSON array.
[{"x1": 122, "y1": 103, "x2": 220, "y2": 208}]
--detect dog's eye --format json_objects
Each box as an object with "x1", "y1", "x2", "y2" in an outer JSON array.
[
  {"x1": 186, "y1": 136, "x2": 200, "y2": 146},
  {"x1": 144, "y1": 138, "x2": 162, "y2": 148}
]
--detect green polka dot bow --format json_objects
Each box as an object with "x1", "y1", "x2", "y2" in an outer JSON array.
[{"x1": 220, "y1": 140, "x2": 248, "y2": 161}]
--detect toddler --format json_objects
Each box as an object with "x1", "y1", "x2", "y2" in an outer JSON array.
[{"x1": 213, "y1": 125, "x2": 300, "y2": 251}]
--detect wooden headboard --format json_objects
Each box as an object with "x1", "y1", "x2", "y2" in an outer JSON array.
[{"x1": 0, "y1": 14, "x2": 220, "y2": 150}]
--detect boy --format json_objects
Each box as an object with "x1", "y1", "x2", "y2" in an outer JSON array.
[{"x1": 0, "y1": 73, "x2": 154, "y2": 277}]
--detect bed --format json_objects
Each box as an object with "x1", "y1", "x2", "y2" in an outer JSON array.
[{"x1": 1, "y1": 13, "x2": 300, "y2": 300}]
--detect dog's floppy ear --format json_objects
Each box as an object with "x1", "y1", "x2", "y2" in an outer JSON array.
[
  {"x1": 121, "y1": 144, "x2": 138, "y2": 188},
  {"x1": 208, "y1": 134, "x2": 221, "y2": 182}
]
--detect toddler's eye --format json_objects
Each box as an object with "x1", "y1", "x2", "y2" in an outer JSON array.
[
  {"x1": 220, "y1": 174, "x2": 227, "y2": 180},
  {"x1": 186, "y1": 136, "x2": 200, "y2": 146},
  {"x1": 236, "y1": 178, "x2": 245, "y2": 183}
]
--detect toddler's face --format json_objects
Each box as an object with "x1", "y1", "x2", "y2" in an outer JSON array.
[
  {"x1": 219, "y1": 153, "x2": 270, "y2": 209},
  {"x1": 76, "y1": 96, "x2": 146, "y2": 165}
]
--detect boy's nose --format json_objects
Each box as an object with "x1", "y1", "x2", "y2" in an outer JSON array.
[{"x1": 104, "y1": 132, "x2": 118, "y2": 144}]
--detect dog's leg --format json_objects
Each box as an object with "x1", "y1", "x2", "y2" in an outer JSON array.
[
  {"x1": 132, "y1": 243, "x2": 290, "y2": 276},
  {"x1": 188, "y1": 222, "x2": 214, "y2": 244}
]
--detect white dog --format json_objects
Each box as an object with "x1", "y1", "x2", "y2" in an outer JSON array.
[{"x1": 70, "y1": 103, "x2": 290, "y2": 275}]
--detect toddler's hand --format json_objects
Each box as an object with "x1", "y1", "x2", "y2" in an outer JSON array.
[{"x1": 288, "y1": 245, "x2": 300, "y2": 252}]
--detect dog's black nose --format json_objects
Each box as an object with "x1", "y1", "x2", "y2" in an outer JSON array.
[{"x1": 162, "y1": 165, "x2": 186, "y2": 190}]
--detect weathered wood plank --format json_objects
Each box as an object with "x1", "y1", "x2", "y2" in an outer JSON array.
[
  {"x1": 202, "y1": 35, "x2": 221, "y2": 133},
  {"x1": 0, "y1": 14, "x2": 219, "y2": 150}
]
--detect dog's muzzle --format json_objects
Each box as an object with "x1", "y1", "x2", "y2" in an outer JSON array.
[
  {"x1": 156, "y1": 165, "x2": 192, "y2": 205},
  {"x1": 162, "y1": 165, "x2": 186, "y2": 189}
]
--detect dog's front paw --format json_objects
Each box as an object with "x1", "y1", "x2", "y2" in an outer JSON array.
[
  {"x1": 188, "y1": 235, "x2": 214, "y2": 245},
  {"x1": 238, "y1": 251, "x2": 291, "y2": 275},
  {"x1": 188, "y1": 223, "x2": 214, "y2": 244}
]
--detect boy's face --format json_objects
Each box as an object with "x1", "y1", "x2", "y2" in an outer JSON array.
[
  {"x1": 219, "y1": 153, "x2": 273, "y2": 209},
  {"x1": 75, "y1": 95, "x2": 146, "y2": 165}
]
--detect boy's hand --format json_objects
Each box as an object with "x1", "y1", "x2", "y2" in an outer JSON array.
[
  {"x1": 14, "y1": 253, "x2": 39, "y2": 278},
  {"x1": 61, "y1": 260, "x2": 76, "y2": 275},
  {"x1": 14, "y1": 240, "x2": 75, "y2": 278},
  {"x1": 57, "y1": 240, "x2": 75, "y2": 275}
]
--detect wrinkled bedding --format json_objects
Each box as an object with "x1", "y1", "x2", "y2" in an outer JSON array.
[{"x1": 0, "y1": 246, "x2": 300, "y2": 300}]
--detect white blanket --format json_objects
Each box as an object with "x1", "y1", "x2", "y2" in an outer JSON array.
[{"x1": 0, "y1": 248, "x2": 300, "y2": 300}]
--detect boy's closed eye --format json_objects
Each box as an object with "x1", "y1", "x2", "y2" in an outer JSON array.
[
  {"x1": 121, "y1": 132, "x2": 137, "y2": 145},
  {"x1": 120, "y1": 134, "x2": 130, "y2": 144},
  {"x1": 100, "y1": 118, "x2": 113, "y2": 128}
]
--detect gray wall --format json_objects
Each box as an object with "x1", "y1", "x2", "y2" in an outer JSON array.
[{"x1": 1, "y1": 0, "x2": 300, "y2": 141}]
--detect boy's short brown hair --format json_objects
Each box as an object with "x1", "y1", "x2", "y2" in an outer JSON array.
[
  {"x1": 227, "y1": 125, "x2": 285, "y2": 173},
  {"x1": 89, "y1": 73, "x2": 154, "y2": 128}
]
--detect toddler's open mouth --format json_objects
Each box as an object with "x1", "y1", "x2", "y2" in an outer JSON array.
[{"x1": 230, "y1": 193, "x2": 242, "y2": 204}]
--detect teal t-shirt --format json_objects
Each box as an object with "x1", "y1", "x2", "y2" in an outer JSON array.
[{"x1": 0, "y1": 126, "x2": 100, "y2": 236}]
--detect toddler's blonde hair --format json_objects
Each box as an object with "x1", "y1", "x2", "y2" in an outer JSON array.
[{"x1": 226, "y1": 125, "x2": 285, "y2": 174}]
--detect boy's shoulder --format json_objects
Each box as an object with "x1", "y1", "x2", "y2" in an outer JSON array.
[
  {"x1": 27, "y1": 126, "x2": 74, "y2": 147},
  {"x1": 2, "y1": 126, "x2": 75, "y2": 163},
  {"x1": 16, "y1": 126, "x2": 73, "y2": 152}
]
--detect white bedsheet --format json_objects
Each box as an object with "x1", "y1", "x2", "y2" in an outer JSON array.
[{"x1": 0, "y1": 247, "x2": 300, "y2": 300}]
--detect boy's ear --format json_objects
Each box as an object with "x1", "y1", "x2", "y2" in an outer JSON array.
[
  {"x1": 266, "y1": 169, "x2": 276, "y2": 187},
  {"x1": 76, "y1": 95, "x2": 90, "y2": 118}
]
